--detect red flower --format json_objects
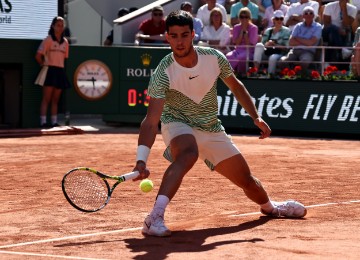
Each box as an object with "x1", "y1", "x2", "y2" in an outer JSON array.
[
  {"x1": 287, "y1": 70, "x2": 296, "y2": 77},
  {"x1": 294, "y1": 66, "x2": 302, "y2": 73},
  {"x1": 311, "y1": 70, "x2": 321, "y2": 79},
  {"x1": 248, "y1": 67, "x2": 258, "y2": 73},
  {"x1": 280, "y1": 68, "x2": 289, "y2": 76},
  {"x1": 325, "y1": 66, "x2": 338, "y2": 73}
]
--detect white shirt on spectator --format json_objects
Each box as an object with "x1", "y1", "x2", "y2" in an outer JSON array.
[
  {"x1": 196, "y1": 3, "x2": 228, "y2": 26},
  {"x1": 351, "y1": 0, "x2": 360, "y2": 10},
  {"x1": 323, "y1": 1, "x2": 357, "y2": 28},
  {"x1": 284, "y1": 0, "x2": 319, "y2": 31},
  {"x1": 264, "y1": 4, "x2": 289, "y2": 29},
  {"x1": 201, "y1": 23, "x2": 231, "y2": 46}
]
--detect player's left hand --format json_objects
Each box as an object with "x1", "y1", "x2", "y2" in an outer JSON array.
[{"x1": 254, "y1": 117, "x2": 271, "y2": 139}]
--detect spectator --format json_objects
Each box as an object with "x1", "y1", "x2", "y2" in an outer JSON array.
[
  {"x1": 135, "y1": 6, "x2": 167, "y2": 45},
  {"x1": 280, "y1": 6, "x2": 322, "y2": 74},
  {"x1": 230, "y1": 0, "x2": 260, "y2": 27},
  {"x1": 262, "y1": 0, "x2": 289, "y2": 29},
  {"x1": 351, "y1": 26, "x2": 360, "y2": 76},
  {"x1": 34, "y1": 16, "x2": 70, "y2": 128},
  {"x1": 181, "y1": 1, "x2": 203, "y2": 43},
  {"x1": 351, "y1": 0, "x2": 360, "y2": 33},
  {"x1": 284, "y1": 0, "x2": 319, "y2": 32},
  {"x1": 129, "y1": 7, "x2": 138, "y2": 12},
  {"x1": 104, "y1": 8, "x2": 130, "y2": 46},
  {"x1": 257, "y1": 0, "x2": 274, "y2": 18},
  {"x1": 200, "y1": 7, "x2": 231, "y2": 53},
  {"x1": 253, "y1": 10, "x2": 291, "y2": 74},
  {"x1": 322, "y1": 0, "x2": 357, "y2": 63},
  {"x1": 197, "y1": 0, "x2": 228, "y2": 26},
  {"x1": 226, "y1": 7, "x2": 259, "y2": 73}
]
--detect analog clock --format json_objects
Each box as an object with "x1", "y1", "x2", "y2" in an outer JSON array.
[{"x1": 73, "y1": 60, "x2": 113, "y2": 101}]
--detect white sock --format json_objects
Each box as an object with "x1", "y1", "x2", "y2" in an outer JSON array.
[
  {"x1": 260, "y1": 200, "x2": 275, "y2": 212},
  {"x1": 40, "y1": 116, "x2": 46, "y2": 125},
  {"x1": 51, "y1": 115, "x2": 57, "y2": 124},
  {"x1": 151, "y1": 195, "x2": 169, "y2": 216}
]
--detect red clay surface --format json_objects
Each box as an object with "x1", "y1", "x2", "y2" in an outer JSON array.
[{"x1": 0, "y1": 130, "x2": 359, "y2": 259}]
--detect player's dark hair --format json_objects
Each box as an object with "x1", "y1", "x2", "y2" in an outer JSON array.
[
  {"x1": 165, "y1": 10, "x2": 194, "y2": 32},
  {"x1": 49, "y1": 16, "x2": 65, "y2": 44}
]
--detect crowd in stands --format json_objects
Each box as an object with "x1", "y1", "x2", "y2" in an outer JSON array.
[{"x1": 111, "y1": 0, "x2": 360, "y2": 77}]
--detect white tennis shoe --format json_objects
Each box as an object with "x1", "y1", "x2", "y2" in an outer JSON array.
[
  {"x1": 142, "y1": 213, "x2": 171, "y2": 237},
  {"x1": 261, "y1": 200, "x2": 307, "y2": 218}
]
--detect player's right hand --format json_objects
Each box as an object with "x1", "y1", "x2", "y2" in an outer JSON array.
[{"x1": 133, "y1": 160, "x2": 150, "y2": 181}]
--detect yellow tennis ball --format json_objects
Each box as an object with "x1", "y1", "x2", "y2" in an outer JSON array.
[{"x1": 140, "y1": 179, "x2": 153, "y2": 193}]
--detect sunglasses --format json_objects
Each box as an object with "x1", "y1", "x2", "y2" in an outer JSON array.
[
  {"x1": 239, "y1": 15, "x2": 250, "y2": 19},
  {"x1": 274, "y1": 17, "x2": 284, "y2": 21},
  {"x1": 153, "y1": 12, "x2": 163, "y2": 16},
  {"x1": 303, "y1": 11, "x2": 314, "y2": 15}
]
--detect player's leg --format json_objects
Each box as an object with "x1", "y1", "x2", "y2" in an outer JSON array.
[
  {"x1": 215, "y1": 153, "x2": 270, "y2": 205},
  {"x1": 215, "y1": 154, "x2": 307, "y2": 218},
  {"x1": 158, "y1": 133, "x2": 198, "y2": 200},
  {"x1": 199, "y1": 130, "x2": 306, "y2": 218},
  {"x1": 142, "y1": 123, "x2": 198, "y2": 237}
]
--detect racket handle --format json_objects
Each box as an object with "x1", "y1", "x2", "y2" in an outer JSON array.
[{"x1": 122, "y1": 171, "x2": 140, "y2": 181}]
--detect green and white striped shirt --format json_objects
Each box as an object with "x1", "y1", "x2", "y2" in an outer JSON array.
[{"x1": 148, "y1": 46, "x2": 233, "y2": 132}]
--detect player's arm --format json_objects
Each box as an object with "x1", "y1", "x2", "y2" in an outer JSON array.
[
  {"x1": 134, "y1": 97, "x2": 165, "y2": 180},
  {"x1": 222, "y1": 74, "x2": 271, "y2": 139}
]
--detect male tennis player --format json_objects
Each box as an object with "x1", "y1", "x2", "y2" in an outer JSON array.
[{"x1": 134, "y1": 10, "x2": 306, "y2": 237}]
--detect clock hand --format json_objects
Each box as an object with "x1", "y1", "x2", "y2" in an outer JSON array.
[{"x1": 91, "y1": 76, "x2": 96, "y2": 87}]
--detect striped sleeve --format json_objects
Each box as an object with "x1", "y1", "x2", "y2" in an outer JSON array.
[{"x1": 147, "y1": 55, "x2": 171, "y2": 99}]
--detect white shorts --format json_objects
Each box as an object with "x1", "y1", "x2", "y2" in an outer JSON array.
[{"x1": 161, "y1": 122, "x2": 240, "y2": 170}]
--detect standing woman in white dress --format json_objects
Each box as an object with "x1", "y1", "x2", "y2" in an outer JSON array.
[
  {"x1": 35, "y1": 16, "x2": 70, "y2": 127},
  {"x1": 200, "y1": 7, "x2": 231, "y2": 54}
]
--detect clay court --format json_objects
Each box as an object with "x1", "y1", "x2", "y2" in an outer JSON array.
[{"x1": 0, "y1": 124, "x2": 359, "y2": 259}]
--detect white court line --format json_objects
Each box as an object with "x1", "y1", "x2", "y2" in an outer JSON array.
[
  {"x1": 0, "y1": 227, "x2": 141, "y2": 249},
  {"x1": 229, "y1": 199, "x2": 360, "y2": 217},
  {"x1": 1, "y1": 200, "x2": 360, "y2": 251},
  {"x1": 0, "y1": 250, "x2": 108, "y2": 260}
]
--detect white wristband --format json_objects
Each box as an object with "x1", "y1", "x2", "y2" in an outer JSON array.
[{"x1": 136, "y1": 145, "x2": 150, "y2": 163}]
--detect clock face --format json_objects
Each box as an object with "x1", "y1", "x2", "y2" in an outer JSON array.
[{"x1": 74, "y1": 60, "x2": 112, "y2": 101}]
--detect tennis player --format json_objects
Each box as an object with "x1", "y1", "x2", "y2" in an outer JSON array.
[{"x1": 134, "y1": 10, "x2": 307, "y2": 237}]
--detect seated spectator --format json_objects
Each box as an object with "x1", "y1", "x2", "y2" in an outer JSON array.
[
  {"x1": 284, "y1": 0, "x2": 319, "y2": 32},
  {"x1": 129, "y1": 7, "x2": 138, "y2": 12},
  {"x1": 351, "y1": 0, "x2": 360, "y2": 32},
  {"x1": 351, "y1": 26, "x2": 360, "y2": 76},
  {"x1": 322, "y1": 0, "x2": 357, "y2": 63},
  {"x1": 200, "y1": 7, "x2": 231, "y2": 53},
  {"x1": 135, "y1": 6, "x2": 167, "y2": 45},
  {"x1": 262, "y1": 0, "x2": 289, "y2": 30},
  {"x1": 181, "y1": 2, "x2": 203, "y2": 43},
  {"x1": 104, "y1": 8, "x2": 130, "y2": 46},
  {"x1": 257, "y1": 0, "x2": 274, "y2": 18},
  {"x1": 253, "y1": 10, "x2": 291, "y2": 74},
  {"x1": 196, "y1": 0, "x2": 227, "y2": 26},
  {"x1": 230, "y1": 0, "x2": 261, "y2": 27},
  {"x1": 226, "y1": 7, "x2": 259, "y2": 73},
  {"x1": 280, "y1": 6, "x2": 322, "y2": 74}
]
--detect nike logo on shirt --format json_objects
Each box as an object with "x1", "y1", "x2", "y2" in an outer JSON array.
[{"x1": 189, "y1": 75, "x2": 199, "y2": 80}]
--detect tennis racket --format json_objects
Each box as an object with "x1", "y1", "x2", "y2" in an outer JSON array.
[{"x1": 62, "y1": 167, "x2": 139, "y2": 212}]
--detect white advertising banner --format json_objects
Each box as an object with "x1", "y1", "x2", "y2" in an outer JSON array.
[{"x1": 0, "y1": 0, "x2": 57, "y2": 39}]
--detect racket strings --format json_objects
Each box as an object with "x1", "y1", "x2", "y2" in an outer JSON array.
[{"x1": 64, "y1": 170, "x2": 109, "y2": 211}]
